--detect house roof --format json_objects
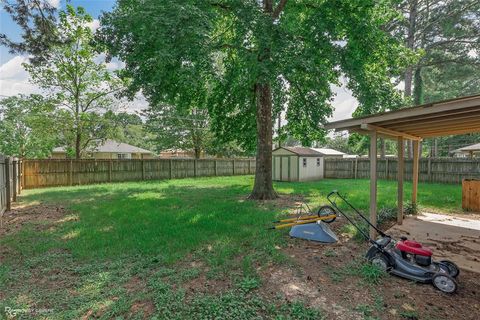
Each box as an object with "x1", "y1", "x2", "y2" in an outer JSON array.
[
  {"x1": 324, "y1": 94, "x2": 480, "y2": 140},
  {"x1": 275, "y1": 147, "x2": 323, "y2": 156},
  {"x1": 452, "y1": 143, "x2": 480, "y2": 153},
  {"x1": 312, "y1": 148, "x2": 345, "y2": 156},
  {"x1": 52, "y1": 139, "x2": 153, "y2": 154}
]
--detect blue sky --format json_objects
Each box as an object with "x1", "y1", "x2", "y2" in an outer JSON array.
[
  {"x1": 0, "y1": 0, "x2": 358, "y2": 120},
  {"x1": 1, "y1": 0, "x2": 116, "y2": 64}
]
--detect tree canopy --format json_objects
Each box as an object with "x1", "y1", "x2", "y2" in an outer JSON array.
[
  {"x1": 0, "y1": 95, "x2": 58, "y2": 158},
  {"x1": 24, "y1": 5, "x2": 124, "y2": 159},
  {"x1": 100, "y1": 0, "x2": 413, "y2": 198},
  {"x1": 1, "y1": 0, "x2": 60, "y2": 65}
]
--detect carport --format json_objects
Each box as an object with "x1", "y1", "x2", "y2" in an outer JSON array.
[{"x1": 325, "y1": 94, "x2": 480, "y2": 238}]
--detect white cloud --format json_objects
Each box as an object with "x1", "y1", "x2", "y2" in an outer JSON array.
[
  {"x1": 47, "y1": 0, "x2": 61, "y2": 9},
  {"x1": 0, "y1": 56, "x2": 39, "y2": 97},
  {"x1": 329, "y1": 85, "x2": 358, "y2": 122},
  {"x1": 86, "y1": 19, "x2": 100, "y2": 32}
]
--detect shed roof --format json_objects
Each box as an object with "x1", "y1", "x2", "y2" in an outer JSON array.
[
  {"x1": 324, "y1": 94, "x2": 480, "y2": 140},
  {"x1": 53, "y1": 139, "x2": 153, "y2": 154},
  {"x1": 312, "y1": 148, "x2": 345, "y2": 156},
  {"x1": 274, "y1": 147, "x2": 323, "y2": 156}
]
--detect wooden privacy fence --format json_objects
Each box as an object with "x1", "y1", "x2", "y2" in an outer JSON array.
[
  {"x1": 0, "y1": 155, "x2": 22, "y2": 216},
  {"x1": 325, "y1": 158, "x2": 480, "y2": 184},
  {"x1": 22, "y1": 158, "x2": 256, "y2": 189}
]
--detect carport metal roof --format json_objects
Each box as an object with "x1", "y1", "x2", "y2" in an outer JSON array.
[
  {"x1": 324, "y1": 94, "x2": 480, "y2": 239},
  {"x1": 325, "y1": 94, "x2": 480, "y2": 140}
]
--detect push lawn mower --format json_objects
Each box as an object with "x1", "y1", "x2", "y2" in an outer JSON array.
[
  {"x1": 271, "y1": 202, "x2": 338, "y2": 243},
  {"x1": 327, "y1": 190, "x2": 460, "y2": 294}
]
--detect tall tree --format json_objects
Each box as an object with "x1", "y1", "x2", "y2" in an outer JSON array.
[
  {"x1": 100, "y1": 0, "x2": 412, "y2": 199},
  {"x1": 107, "y1": 111, "x2": 155, "y2": 152},
  {"x1": 397, "y1": 0, "x2": 480, "y2": 104},
  {"x1": 143, "y1": 105, "x2": 211, "y2": 159},
  {"x1": 393, "y1": 0, "x2": 480, "y2": 157},
  {"x1": 0, "y1": 94, "x2": 58, "y2": 158},
  {"x1": 1, "y1": 0, "x2": 60, "y2": 64},
  {"x1": 24, "y1": 6, "x2": 123, "y2": 159}
]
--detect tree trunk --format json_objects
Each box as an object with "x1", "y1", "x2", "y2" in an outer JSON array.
[
  {"x1": 404, "y1": 0, "x2": 417, "y2": 99},
  {"x1": 380, "y1": 138, "x2": 386, "y2": 159},
  {"x1": 404, "y1": 68, "x2": 413, "y2": 97},
  {"x1": 277, "y1": 113, "x2": 282, "y2": 148},
  {"x1": 194, "y1": 147, "x2": 201, "y2": 159},
  {"x1": 249, "y1": 83, "x2": 277, "y2": 200},
  {"x1": 404, "y1": 1, "x2": 417, "y2": 160},
  {"x1": 75, "y1": 132, "x2": 81, "y2": 159},
  {"x1": 413, "y1": 67, "x2": 424, "y2": 105}
]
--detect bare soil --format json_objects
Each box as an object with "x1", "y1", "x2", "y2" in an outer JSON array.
[
  {"x1": 2, "y1": 203, "x2": 479, "y2": 320},
  {"x1": 0, "y1": 202, "x2": 71, "y2": 236},
  {"x1": 258, "y1": 220, "x2": 480, "y2": 320}
]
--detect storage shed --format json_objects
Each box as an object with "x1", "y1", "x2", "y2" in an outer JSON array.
[{"x1": 272, "y1": 147, "x2": 324, "y2": 182}]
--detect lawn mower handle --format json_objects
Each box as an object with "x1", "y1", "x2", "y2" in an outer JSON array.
[{"x1": 326, "y1": 190, "x2": 389, "y2": 242}]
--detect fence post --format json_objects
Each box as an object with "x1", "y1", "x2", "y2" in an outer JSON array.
[
  {"x1": 141, "y1": 159, "x2": 145, "y2": 180},
  {"x1": 18, "y1": 159, "x2": 22, "y2": 194},
  {"x1": 69, "y1": 160, "x2": 73, "y2": 186},
  {"x1": 5, "y1": 157, "x2": 11, "y2": 211},
  {"x1": 351, "y1": 160, "x2": 354, "y2": 178},
  {"x1": 194, "y1": 159, "x2": 197, "y2": 177},
  {"x1": 232, "y1": 160, "x2": 235, "y2": 175},
  {"x1": 427, "y1": 158, "x2": 432, "y2": 182},
  {"x1": 248, "y1": 160, "x2": 251, "y2": 174},
  {"x1": 21, "y1": 159, "x2": 25, "y2": 191},
  {"x1": 108, "y1": 159, "x2": 112, "y2": 182},
  {"x1": 354, "y1": 158, "x2": 358, "y2": 179},
  {"x1": 12, "y1": 158, "x2": 17, "y2": 202},
  {"x1": 385, "y1": 158, "x2": 389, "y2": 180},
  {"x1": 169, "y1": 159, "x2": 173, "y2": 179},
  {"x1": 214, "y1": 160, "x2": 218, "y2": 176}
]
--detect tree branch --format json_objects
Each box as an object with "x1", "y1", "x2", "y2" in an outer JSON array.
[{"x1": 272, "y1": 0, "x2": 288, "y2": 19}]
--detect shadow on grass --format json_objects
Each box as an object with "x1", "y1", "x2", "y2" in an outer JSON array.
[
  {"x1": 4, "y1": 178, "x2": 291, "y2": 266},
  {"x1": 5, "y1": 177, "x2": 461, "y2": 264}
]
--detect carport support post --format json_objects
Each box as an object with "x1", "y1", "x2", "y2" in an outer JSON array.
[
  {"x1": 369, "y1": 131, "x2": 378, "y2": 239},
  {"x1": 397, "y1": 137, "x2": 404, "y2": 225},
  {"x1": 412, "y1": 140, "x2": 420, "y2": 205}
]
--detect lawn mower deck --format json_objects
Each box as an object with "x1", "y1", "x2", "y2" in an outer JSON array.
[{"x1": 327, "y1": 190, "x2": 460, "y2": 294}]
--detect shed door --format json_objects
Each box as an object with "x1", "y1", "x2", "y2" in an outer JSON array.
[
  {"x1": 273, "y1": 157, "x2": 281, "y2": 180},
  {"x1": 281, "y1": 156, "x2": 290, "y2": 181}
]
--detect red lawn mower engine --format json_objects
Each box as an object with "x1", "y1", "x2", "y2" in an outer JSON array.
[{"x1": 396, "y1": 237, "x2": 433, "y2": 266}]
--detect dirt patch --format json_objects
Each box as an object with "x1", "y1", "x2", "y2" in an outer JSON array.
[
  {"x1": 259, "y1": 216, "x2": 480, "y2": 320},
  {"x1": 244, "y1": 194, "x2": 306, "y2": 212},
  {"x1": 129, "y1": 300, "x2": 155, "y2": 319},
  {"x1": 0, "y1": 202, "x2": 72, "y2": 237}
]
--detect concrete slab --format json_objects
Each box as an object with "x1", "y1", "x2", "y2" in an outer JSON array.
[{"x1": 388, "y1": 212, "x2": 480, "y2": 273}]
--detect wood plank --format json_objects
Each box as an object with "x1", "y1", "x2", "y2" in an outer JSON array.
[
  {"x1": 361, "y1": 124, "x2": 422, "y2": 141},
  {"x1": 370, "y1": 131, "x2": 378, "y2": 239},
  {"x1": 419, "y1": 126, "x2": 480, "y2": 137},
  {"x1": 412, "y1": 140, "x2": 420, "y2": 205},
  {"x1": 324, "y1": 96, "x2": 480, "y2": 130},
  {"x1": 397, "y1": 137, "x2": 404, "y2": 225},
  {"x1": 377, "y1": 106, "x2": 480, "y2": 127},
  {"x1": 388, "y1": 111, "x2": 480, "y2": 130}
]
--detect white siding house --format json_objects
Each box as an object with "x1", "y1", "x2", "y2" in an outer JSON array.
[{"x1": 272, "y1": 147, "x2": 324, "y2": 182}]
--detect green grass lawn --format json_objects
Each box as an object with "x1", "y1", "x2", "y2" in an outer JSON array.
[{"x1": 0, "y1": 177, "x2": 462, "y2": 319}]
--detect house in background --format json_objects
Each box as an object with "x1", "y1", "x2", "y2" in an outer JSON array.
[
  {"x1": 51, "y1": 139, "x2": 154, "y2": 159},
  {"x1": 451, "y1": 143, "x2": 480, "y2": 158},
  {"x1": 158, "y1": 149, "x2": 196, "y2": 158},
  {"x1": 272, "y1": 147, "x2": 325, "y2": 182}
]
